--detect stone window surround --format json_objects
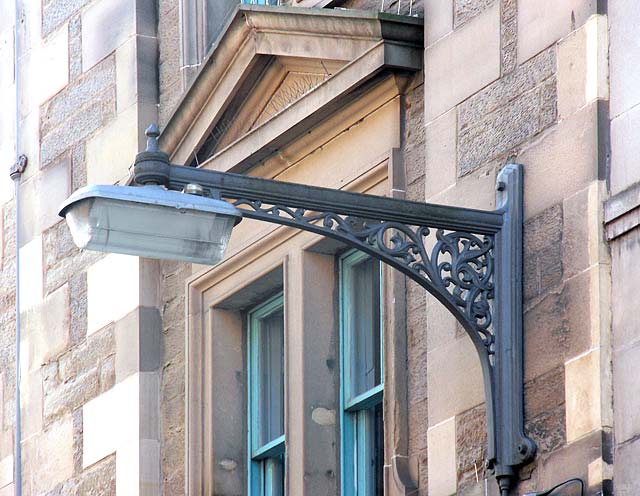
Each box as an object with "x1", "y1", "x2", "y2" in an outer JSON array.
[{"x1": 184, "y1": 150, "x2": 414, "y2": 495}]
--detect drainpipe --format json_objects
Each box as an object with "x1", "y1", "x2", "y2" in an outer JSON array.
[{"x1": 9, "y1": 0, "x2": 27, "y2": 495}]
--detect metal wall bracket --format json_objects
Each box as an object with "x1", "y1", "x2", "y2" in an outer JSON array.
[{"x1": 134, "y1": 128, "x2": 536, "y2": 492}]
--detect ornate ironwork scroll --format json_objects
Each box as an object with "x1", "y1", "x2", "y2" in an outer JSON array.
[{"x1": 231, "y1": 198, "x2": 497, "y2": 355}]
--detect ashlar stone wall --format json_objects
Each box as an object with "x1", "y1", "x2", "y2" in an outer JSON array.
[
  {"x1": 0, "y1": 0, "x2": 625, "y2": 495},
  {"x1": 415, "y1": 1, "x2": 612, "y2": 495},
  {"x1": 0, "y1": 0, "x2": 162, "y2": 494}
]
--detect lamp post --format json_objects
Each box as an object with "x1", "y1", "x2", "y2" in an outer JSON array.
[{"x1": 59, "y1": 125, "x2": 536, "y2": 494}]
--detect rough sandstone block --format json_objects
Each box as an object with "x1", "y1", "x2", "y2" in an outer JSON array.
[
  {"x1": 455, "y1": 404, "x2": 486, "y2": 488},
  {"x1": 58, "y1": 325, "x2": 115, "y2": 384},
  {"x1": 454, "y1": 0, "x2": 496, "y2": 28},
  {"x1": 427, "y1": 417, "x2": 457, "y2": 496},
  {"x1": 424, "y1": 2, "x2": 500, "y2": 122},
  {"x1": 565, "y1": 349, "x2": 601, "y2": 442},
  {"x1": 525, "y1": 404, "x2": 566, "y2": 455},
  {"x1": 40, "y1": 55, "x2": 116, "y2": 137},
  {"x1": 517, "y1": 0, "x2": 596, "y2": 64},
  {"x1": 524, "y1": 269, "x2": 593, "y2": 382},
  {"x1": 458, "y1": 47, "x2": 556, "y2": 129},
  {"x1": 42, "y1": 0, "x2": 92, "y2": 38},
  {"x1": 44, "y1": 367, "x2": 100, "y2": 425},
  {"x1": 75, "y1": 455, "x2": 116, "y2": 494},
  {"x1": 523, "y1": 203, "x2": 563, "y2": 301},
  {"x1": 458, "y1": 75, "x2": 556, "y2": 175},
  {"x1": 524, "y1": 366, "x2": 565, "y2": 420},
  {"x1": 40, "y1": 85, "x2": 117, "y2": 166}
]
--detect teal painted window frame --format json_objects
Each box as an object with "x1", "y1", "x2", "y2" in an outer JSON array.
[
  {"x1": 247, "y1": 293, "x2": 286, "y2": 496},
  {"x1": 339, "y1": 250, "x2": 384, "y2": 496}
]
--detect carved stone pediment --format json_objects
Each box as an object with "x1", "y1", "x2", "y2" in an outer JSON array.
[
  {"x1": 197, "y1": 56, "x2": 341, "y2": 159},
  {"x1": 159, "y1": 5, "x2": 423, "y2": 171}
]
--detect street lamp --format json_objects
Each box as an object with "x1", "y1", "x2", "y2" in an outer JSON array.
[
  {"x1": 58, "y1": 183, "x2": 241, "y2": 265},
  {"x1": 59, "y1": 124, "x2": 536, "y2": 494}
]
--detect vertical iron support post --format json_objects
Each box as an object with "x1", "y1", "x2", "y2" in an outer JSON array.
[{"x1": 493, "y1": 164, "x2": 536, "y2": 492}]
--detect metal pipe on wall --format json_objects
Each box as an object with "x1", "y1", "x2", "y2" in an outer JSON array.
[{"x1": 10, "y1": 0, "x2": 26, "y2": 495}]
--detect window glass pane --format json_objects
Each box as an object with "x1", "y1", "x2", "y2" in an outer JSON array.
[
  {"x1": 347, "y1": 257, "x2": 381, "y2": 399},
  {"x1": 258, "y1": 307, "x2": 285, "y2": 446},
  {"x1": 353, "y1": 404, "x2": 384, "y2": 496},
  {"x1": 373, "y1": 403, "x2": 383, "y2": 496},
  {"x1": 205, "y1": 0, "x2": 238, "y2": 51},
  {"x1": 264, "y1": 455, "x2": 285, "y2": 496}
]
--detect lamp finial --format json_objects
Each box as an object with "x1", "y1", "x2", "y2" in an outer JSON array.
[{"x1": 145, "y1": 124, "x2": 160, "y2": 152}]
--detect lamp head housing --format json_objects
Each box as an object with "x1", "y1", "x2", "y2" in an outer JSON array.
[{"x1": 59, "y1": 184, "x2": 242, "y2": 265}]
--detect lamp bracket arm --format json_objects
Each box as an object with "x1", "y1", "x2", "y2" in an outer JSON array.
[{"x1": 133, "y1": 155, "x2": 536, "y2": 491}]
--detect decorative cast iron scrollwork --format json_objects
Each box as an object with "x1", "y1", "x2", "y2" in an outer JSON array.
[{"x1": 232, "y1": 198, "x2": 496, "y2": 354}]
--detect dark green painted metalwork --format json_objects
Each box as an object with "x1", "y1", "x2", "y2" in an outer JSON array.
[{"x1": 134, "y1": 125, "x2": 536, "y2": 493}]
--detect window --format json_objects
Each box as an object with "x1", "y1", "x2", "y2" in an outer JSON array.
[
  {"x1": 181, "y1": 0, "x2": 280, "y2": 85},
  {"x1": 340, "y1": 251, "x2": 384, "y2": 496},
  {"x1": 248, "y1": 293, "x2": 286, "y2": 496}
]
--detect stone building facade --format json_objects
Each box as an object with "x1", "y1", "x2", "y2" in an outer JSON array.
[{"x1": 0, "y1": 0, "x2": 637, "y2": 495}]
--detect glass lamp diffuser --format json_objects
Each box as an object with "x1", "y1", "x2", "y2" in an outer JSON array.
[{"x1": 58, "y1": 185, "x2": 242, "y2": 265}]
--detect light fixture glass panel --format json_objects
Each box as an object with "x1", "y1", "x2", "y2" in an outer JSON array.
[{"x1": 59, "y1": 185, "x2": 242, "y2": 265}]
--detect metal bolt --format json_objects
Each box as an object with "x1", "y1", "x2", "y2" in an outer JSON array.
[{"x1": 184, "y1": 183, "x2": 205, "y2": 196}]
